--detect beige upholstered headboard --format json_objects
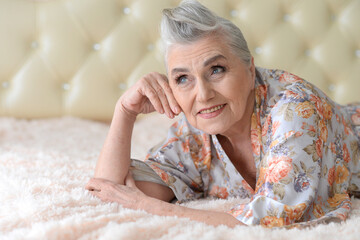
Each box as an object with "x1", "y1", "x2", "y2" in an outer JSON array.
[{"x1": 1, "y1": 0, "x2": 359, "y2": 121}]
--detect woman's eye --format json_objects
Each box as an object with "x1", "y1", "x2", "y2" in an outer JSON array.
[
  {"x1": 211, "y1": 66, "x2": 225, "y2": 75},
  {"x1": 176, "y1": 75, "x2": 188, "y2": 84}
]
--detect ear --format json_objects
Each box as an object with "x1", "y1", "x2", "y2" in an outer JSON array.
[
  {"x1": 248, "y1": 57, "x2": 256, "y2": 89},
  {"x1": 250, "y1": 57, "x2": 255, "y2": 80}
]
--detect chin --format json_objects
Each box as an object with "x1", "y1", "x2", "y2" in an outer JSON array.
[
  {"x1": 196, "y1": 123, "x2": 227, "y2": 135},
  {"x1": 186, "y1": 115, "x2": 230, "y2": 135}
]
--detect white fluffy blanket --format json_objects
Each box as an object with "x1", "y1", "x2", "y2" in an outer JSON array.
[{"x1": 1, "y1": 115, "x2": 360, "y2": 240}]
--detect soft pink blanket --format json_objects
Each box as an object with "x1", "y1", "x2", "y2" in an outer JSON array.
[{"x1": 0, "y1": 116, "x2": 359, "y2": 239}]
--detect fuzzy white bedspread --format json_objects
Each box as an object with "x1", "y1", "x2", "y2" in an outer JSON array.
[{"x1": 1, "y1": 115, "x2": 360, "y2": 240}]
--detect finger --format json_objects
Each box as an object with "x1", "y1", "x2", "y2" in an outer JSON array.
[
  {"x1": 89, "y1": 190, "x2": 110, "y2": 202},
  {"x1": 85, "y1": 178, "x2": 107, "y2": 192},
  {"x1": 89, "y1": 190, "x2": 100, "y2": 198},
  {"x1": 89, "y1": 183, "x2": 117, "y2": 202},
  {"x1": 85, "y1": 178, "x2": 100, "y2": 191},
  {"x1": 158, "y1": 74, "x2": 181, "y2": 115},
  {"x1": 148, "y1": 80, "x2": 174, "y2": 118},
  {"x1": 139, "y1": 81, "x2": 164, "y2": 114},
  {"x1": 125, "y1": 171, "x2": 137, "y2": 188}
]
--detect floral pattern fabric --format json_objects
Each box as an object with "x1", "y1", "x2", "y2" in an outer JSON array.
[{"x1": 144, "y1": 67, "x2": 360, "y2": 228}]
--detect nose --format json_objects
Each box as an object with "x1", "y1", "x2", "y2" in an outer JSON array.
[{"x1": 195, "y1": 77, "x2": 215, "y2": 103}]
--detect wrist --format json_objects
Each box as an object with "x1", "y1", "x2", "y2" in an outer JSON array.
[
  {"x1": 139, "y1": 196, "x2": 162, "y2": 214},
  {"x1": 115, "y1": 99, "x2": 138, "y2": 122}
]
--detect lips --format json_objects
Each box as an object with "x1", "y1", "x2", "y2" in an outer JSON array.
[{"x1": 198, "y1": 104, "x2": 226, "y2": 114}]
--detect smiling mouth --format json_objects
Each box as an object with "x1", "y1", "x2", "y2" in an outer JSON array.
[{"x1": 198, "y1": 104, "x2": 226, "y2": 114}]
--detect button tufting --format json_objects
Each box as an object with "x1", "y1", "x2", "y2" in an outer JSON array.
[
  {"x1": 147, "y1": 44, "x2": 154, "y2": 51},
  {"x1": 0, "y1": 0, "x2": 357, "y2": 120},
  {"x1": 283, "y1": 14, "x2": 291, "y2": 22},
  {"x1": 93, "y1": 43, "x2": 101, "y2": 51},
  {"x1": 355, "y1": 50, "x2": 360, "y2": 58},
  {"x1": 2, "y1": 81, "x2": 9, "y2": 88},
  {"x1": 230, "y1": 10, "x2": 238, "y2": 17},
  {"x1": 118, "y1": 83, "x2": 127, "y2": 90},
  {"x1": 62, "y1": 83, "x2": 70, "y2": 91},
  {"x1": 304, "y1": 49, "x2": 312, "y2": 57},
  {"x1": 255, "y1": 47, "x2": 263, "y2": 55},
  {"x1": 328, "y1": 84, "x2": 335, "y2": 92},
  {"x1": 31, "y1": 41, "x2": 39, "y2": 49},
  {"x1": 123, "y1": 7, "x2": 131, "y2": 15}
]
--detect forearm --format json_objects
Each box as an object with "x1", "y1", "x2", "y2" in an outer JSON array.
[
  {"x1": 94, "y1": 101, "x2": 136, "y2": 184},
  {"x1": 145, "y1": 198, "x2": 243, "y2": 228}
]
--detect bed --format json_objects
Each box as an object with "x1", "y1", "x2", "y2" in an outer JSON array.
[{"x1": 1, "y1": 0, "x2": 360, "y2": 239}]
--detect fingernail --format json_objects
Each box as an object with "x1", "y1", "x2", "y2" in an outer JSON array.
[{"x1": 174, "y1": 106, "x2": 180, "y2": 114}]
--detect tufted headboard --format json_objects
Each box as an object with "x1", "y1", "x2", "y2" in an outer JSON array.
[{"x1": 1, "y1": 0, "x2": 359, "y2": 121}]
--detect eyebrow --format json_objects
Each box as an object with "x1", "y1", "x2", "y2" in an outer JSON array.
[
  {"x1": 170, "y1": 54, "x2": 227, "y2": 76},
  {"x1": 203, "y1": 54, "x2": 226, "y2": 67},
  {"x1": 171, "y1": 67, "x2": 189, "y2": 75}
]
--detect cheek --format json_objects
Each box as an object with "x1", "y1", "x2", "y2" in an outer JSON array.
[
  {"x1": 173, "y1": 90, "x2": 190, "y2": 111},
  {"x1": 175, "y1": 94, "x2": 197, "y2": 121},
  {"x1": 224, "y1": 81, "x2": 251, "y2": 108}
]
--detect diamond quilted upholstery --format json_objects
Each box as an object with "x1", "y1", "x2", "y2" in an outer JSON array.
[{"x1": 0, "y1": 0, "x2": 359, "y2": 120}]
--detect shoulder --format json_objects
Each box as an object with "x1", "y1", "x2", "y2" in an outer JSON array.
[
  {"x1": 255, "y1": 68, "x2": 346, "y2": 147},
  {"x1": 257, "y1": 67, "x2": 317, "y2": 101},
  {"x1": 256, "y1": 67, "x2": 337, "y2": 118}
]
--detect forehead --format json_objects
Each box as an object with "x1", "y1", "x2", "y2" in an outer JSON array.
[{"x1": 166, "y1": 35, "x2": 232, "y2": 69}]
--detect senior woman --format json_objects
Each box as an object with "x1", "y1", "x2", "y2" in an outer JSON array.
[{"x1": 86, "y1": 0, "x2": 360, "y2": 228}]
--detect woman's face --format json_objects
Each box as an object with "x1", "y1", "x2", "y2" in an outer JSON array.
[{"x1": 167, "y1": 35, "x2": 256, "y2": 135}]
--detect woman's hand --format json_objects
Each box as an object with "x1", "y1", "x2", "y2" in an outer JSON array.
[
  {"x1": 118, "y1": 72, "x2": 181, "y2": 118},
  {"x1": 92, "y1": 72, "x2": 180, "y2": 185},
  {"x1": 86, "y1": 172, "x2": 242, "y2": 228},
  {"x1": 86, "y1": 172, "x2": 149, "y2": 210}
]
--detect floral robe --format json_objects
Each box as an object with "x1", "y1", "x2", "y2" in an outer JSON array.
[{"x1": 137, "y1": 67, "x2": 360, "y2": 228}]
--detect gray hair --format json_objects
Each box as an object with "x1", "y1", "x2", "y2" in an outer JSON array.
[{"x1": 161, "y1": 0, "x2": 252, "y2": 66}]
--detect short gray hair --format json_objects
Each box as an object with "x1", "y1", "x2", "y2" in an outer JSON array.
[{"x1": 161, "y1": 0, "x2": 252, "y2": 65}]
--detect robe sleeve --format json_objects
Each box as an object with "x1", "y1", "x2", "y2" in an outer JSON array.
[
  {"x1": 144, "y1": 116, "x2": 212, "y2": 202},
  {"x1": 228, "y1": 92, "x2": 352, "y2": 228}
]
